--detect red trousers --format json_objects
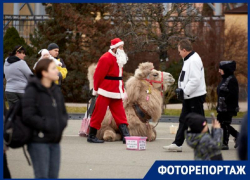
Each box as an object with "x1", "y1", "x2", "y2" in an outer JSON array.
[{"x1": 90, "y1": 95, "x2": 128, "y2": 130}]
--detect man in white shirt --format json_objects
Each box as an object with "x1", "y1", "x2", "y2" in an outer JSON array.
[{"x1": 163, "y1": 39, "x2": 207, "y2": 152}]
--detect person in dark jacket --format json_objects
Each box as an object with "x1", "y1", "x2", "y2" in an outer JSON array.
[
  {"x1": 238, "y1": 114, "x2": 248, "y2": 160},
  {"x1": 185, "y1": 113, "x2": 223, "y2": 160},
  {"x1": 217, "y1": 61, "x2": 239, "y2": 150},
  {"x1": 48, "y1": 43, "x2": 68, "y2": 86},
  {"x1": 4, "y1": 45, "x2": 33, "y2": 108},
  {"x1": 22, "y1": 58, "x2": 68, "y2": 178},
  {"x1": 3, "y1": 91, "x2": 11, "y2": 179}
]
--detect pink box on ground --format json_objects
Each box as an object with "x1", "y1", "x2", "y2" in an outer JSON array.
[{"x1": 124, "y1": 136, "x2": 147, "y2": 150}]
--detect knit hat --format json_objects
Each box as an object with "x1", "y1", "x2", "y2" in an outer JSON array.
[
  {"x1": 47, "y1": 43, "x2": 59, "y2": 51},
  {"x1": 185, "y1": 113, "x2": 207, "y2": 133},
  {"x1": 110, "y1": 38, "x2": 124, "y2": 49}
]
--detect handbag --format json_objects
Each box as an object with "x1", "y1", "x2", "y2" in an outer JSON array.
[
  {"x1": 78, "y1": 96, "x2": 98, "y2": 136},
  {"x1": 78, "y1": 102, "x2": 91, "y2": 137}
]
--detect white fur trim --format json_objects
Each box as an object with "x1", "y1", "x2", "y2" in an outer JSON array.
[
  {"x1": 98, "y1": 88, "x2": 122, "y2": 99},
  {"x1": 92, "y1": 89, "x2": 98, "y2": 96},
  {"x1": 108, "y1": 49, "x2": 116, "y2": 57},
  {"x1": 110, "y1": 41, "x2": 124, "y2": 49},
  {"x1": 118, "y1": 67, "x2": 124, "y2": 99}
]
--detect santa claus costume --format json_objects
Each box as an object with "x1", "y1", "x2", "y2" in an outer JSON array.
[{"x1": 88, "y1": 38, "x2": 130, "y2": 143}]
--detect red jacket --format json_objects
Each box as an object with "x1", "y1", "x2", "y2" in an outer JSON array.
[{"x1": 92, "y1": 49, "x2": 125, "y2": 99}]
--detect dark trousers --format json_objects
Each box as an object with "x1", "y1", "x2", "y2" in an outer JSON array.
[
  {"x1": 5, "y1": 91, "x2": 24, "y2": 109},
  {"x1": 173, "y1": 95, "x2": 206, "y2": 146},
  {"x1": 27, "y1": 143, "x2": 61, "y2": 179},
  {"x1": 217, "y1": 112, "x2": 239, "y2": 145},
  {"x1": 4, "y1": 152, "x2": 11, "y2": 179}
]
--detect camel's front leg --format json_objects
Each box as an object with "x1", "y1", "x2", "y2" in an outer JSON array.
[
  {"x1": 146, "y1": 124, "x2": 157, "y2": 142},
  {"x1": 101, "y1": 126, "x2": 121, "y2": 142},
  {"x1": 103, "y1": 128, "x2": 116, "y2": 142}
]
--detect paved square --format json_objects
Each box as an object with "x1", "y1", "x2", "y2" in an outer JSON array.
[{"x1": 6, "y1": 120, "x2": 240, "y2": 178}]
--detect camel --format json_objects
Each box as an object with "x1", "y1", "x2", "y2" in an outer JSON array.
[{"x1": 87, "y1": 62, "x2": 175, "y2": 142}]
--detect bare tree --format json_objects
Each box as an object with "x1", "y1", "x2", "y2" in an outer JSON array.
[
  {"x1": 224, "y1": 24, "x2": 248, "y2": 81},
  {"x1": 192, "y1": 18, "x2": 225, "y2": 109},
  {"x1": 192, "y1": 19, "x2": 248, "y2": 108},
  {"x1": 108, "y1": 3, "x2": 202, "y2": 70}
]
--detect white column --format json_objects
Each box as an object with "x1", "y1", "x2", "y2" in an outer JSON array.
[
  {"x1": 35, "y1": 3, "x2": 46, "y2": 15},
  {"x1": 214, "y1": 3, "x2": 222, "y2": 16},
  {"x1": 13, "y1": 3, "x2": 19, "y2": 31}
]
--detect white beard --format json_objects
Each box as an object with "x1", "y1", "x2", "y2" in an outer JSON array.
[{"x1": 116, "y1": 49, "x2": 128, "y2": 68}]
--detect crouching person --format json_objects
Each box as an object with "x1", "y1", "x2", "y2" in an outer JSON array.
[
  {"x1": 22, "y1": 58, "x2": 68, "y2": 178},
  {"x1": 185, "y1": 113, "x2": 223, "y2": 160}
]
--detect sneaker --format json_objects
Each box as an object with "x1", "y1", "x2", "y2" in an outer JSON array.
[
  {"x1": 221, "y1": 144, "x2": 229, "y2": 150},
  {"x1": 163, "y1": 144, "x2": 182, "y2": 152}
]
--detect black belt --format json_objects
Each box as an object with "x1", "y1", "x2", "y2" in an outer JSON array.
[{"x1": 105, "y1": 76, "x2": 122, "y2": 80}]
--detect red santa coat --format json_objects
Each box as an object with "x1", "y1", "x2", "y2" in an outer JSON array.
[{"x1": 92, "y1": 49, "x2": 125, "y2": 99}]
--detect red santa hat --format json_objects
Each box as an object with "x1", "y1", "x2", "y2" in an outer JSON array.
[{"x1": 110, "y1": 38, "x2": 124, "y2": 49}]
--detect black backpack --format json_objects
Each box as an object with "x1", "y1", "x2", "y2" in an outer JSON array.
[
  {"x1": 4, "y1": 99, "x2": 33, "y2": 165},
  {"x1": 4, "y1": 100, "x2": 32, "y2": 148}
]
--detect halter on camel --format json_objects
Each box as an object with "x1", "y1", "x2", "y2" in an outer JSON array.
[{"x1": 146, "y1": 71, "x2": 164, "y2": 96}]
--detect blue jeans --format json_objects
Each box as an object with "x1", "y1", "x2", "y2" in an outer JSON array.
[{"x1": 27, "y1": 143, "x2": 60, "y2": 179}]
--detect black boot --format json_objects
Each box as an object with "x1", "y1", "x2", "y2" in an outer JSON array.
[
  {"x1": 87, "y1": 127, "x2": 104, "y2": 143},
  {"x1": 229, "y1": 125, "x2": 239, "y2": 148},
  {"x1": 234, "y1": 138, "x2": 238, "y2": 149},
  {"x1": 221, "y1": 123, "x2": 230, "y2": 150},
  {"x1": 119, "y1": 124, "x2": 130, "y2": 144},
  {"x1": 234, "y1": 132, "x2": 239, "y2": 149}
]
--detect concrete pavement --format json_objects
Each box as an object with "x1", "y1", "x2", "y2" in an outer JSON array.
[{"x1": 7, "y1": 121, "x2": 240, "y2": 179}]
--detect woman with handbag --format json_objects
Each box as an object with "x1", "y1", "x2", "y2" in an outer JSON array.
[{"x1": 22, "y1": 58, "x2": 68, "y2": 178}]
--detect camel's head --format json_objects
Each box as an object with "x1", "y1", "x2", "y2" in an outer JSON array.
[
  {"x1": 134, "y1": 62, "x2": 175, "y2": 91},
  {"x1": 147, "y1": 69, "x2": 175, "y2": 91}
]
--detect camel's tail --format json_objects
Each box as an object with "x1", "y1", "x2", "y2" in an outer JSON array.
[{"x1": 87, "y1": 63, "x2": 97, "y2": 90}]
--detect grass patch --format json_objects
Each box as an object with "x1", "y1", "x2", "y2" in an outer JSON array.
[
  {"x1": 66, "y1": 106, "x2": 87, "y2": 113},
  {"x1": 4, "y1": 100, "x2": 247, "y2": 118},
  {"x1": 163, "y1": 109, "x2": 246, "y2": 118},
  {"x1": 66, "y1": 106, "x2": 246, "y2": 118}
]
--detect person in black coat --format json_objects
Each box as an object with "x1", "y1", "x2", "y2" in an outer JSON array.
[
  {"x1": 217, "y1": 61, "x2": 239, "y2": 150},
  {"x1": 22, "y1": 58, "x2": 68, "y2": 178},
  {"x1": 3, "y1": 87, "x2": 11, "y2": 179}
]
